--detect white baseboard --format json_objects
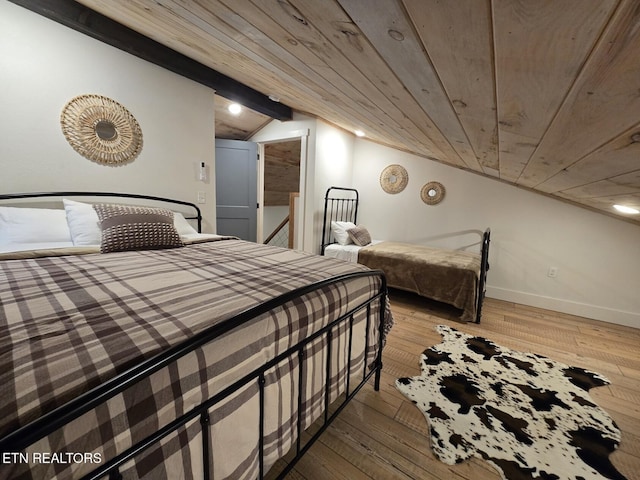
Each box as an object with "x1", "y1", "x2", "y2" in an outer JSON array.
[{"x1": 486, "y1": 286, "x2": 640, "y2": 329}]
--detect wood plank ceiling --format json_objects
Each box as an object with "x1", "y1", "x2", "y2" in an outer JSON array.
[{"x1": 74, "y1": 0, "x2": 640, "y2": 226}]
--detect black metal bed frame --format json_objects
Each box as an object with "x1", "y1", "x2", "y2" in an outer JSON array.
[
  {"x1": 0, "y1": 192, "x2": 388, "y2": 480},
  {"x1": 320, "y1": 186, "x2": 491, "y2": 324},
  {"x1": 320, "y1": 187, "x2": 359, "y2": 256}
]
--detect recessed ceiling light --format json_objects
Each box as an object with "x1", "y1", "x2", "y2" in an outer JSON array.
[
  {"x1": 354, "y1": 130, "x2": 365, "y2": 137},
  {"x1": 613, "y1": 204, "x2": 639, "y2": 214},
  {"x1": 228, "y1": 103, "x2": 242, "y2": 115}
]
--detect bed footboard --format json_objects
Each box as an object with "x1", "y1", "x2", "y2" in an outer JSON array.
[{"x1": 0, "y1": 271, "x2": 389, "y2": 480}]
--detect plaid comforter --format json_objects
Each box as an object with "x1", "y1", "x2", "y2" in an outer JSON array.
[{"x1": 0, "y1": 239, "x2": 391, "y2": 479}]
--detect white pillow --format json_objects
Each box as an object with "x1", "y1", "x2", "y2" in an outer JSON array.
[
  {"x1": 0, "y1": 206, "x2": 73, "y2": 245},
  {"x1": 63, "y1": 199, "x2": 101, "y2": 246},
  {"x1": 173, "y1": 212, "x2": 199, "y2": 236},
  {"x1": 0, "y1": 242, "x2": 75, "y2": 254},
  {"x1": 331, "y1": 220, "x2": 356, "y2": 245}
]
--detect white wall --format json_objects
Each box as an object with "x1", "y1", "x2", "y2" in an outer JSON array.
[
  {"x1": 0, "y1": 3, "x2": 217, "y2": 231},
  {"x1": 312, "y1": 121, "x2": 355, "y2": 249},
  {"x1": 252, "y1": 118, "x2": 354, "y2": 252},
  {"x1": 251, "y1": 114, "x2": 314, "y2": 250},
  {"x1": 352, "y1": 139, "x2": 640, "y2": 328}
]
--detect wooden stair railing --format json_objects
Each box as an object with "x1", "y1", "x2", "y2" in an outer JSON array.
[
  {"x1": 264, "y1": 215, "x2": 289, "y2": 246},
  {"x1": 264, "y1": 192, "x2": 299, "y2": 249}
]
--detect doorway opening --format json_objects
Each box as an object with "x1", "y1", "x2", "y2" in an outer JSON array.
[{"x1": 261, "y1": 139, "x2": 301, "y2": 249}]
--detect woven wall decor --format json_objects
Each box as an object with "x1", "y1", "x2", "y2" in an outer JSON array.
[
  {"x1": 60, "y1": 94, "x2": 143, "y2": 165},
  {"x1": 380, "y1": 164, "x2": 408, "y2": 194},
  {"x1": 421, "y1": 181, "x2": 446, "y2": 205}
]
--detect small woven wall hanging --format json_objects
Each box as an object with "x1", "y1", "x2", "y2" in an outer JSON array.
[
  {"x1": 421, "y1": 181, "x2": 446, "y2": 205},
  {"x1": 60, "y1": 94, "x2": 143, "y2": 165},
  {"x1": 380, "y1": 164, "x2": 408, "y2": 194}
]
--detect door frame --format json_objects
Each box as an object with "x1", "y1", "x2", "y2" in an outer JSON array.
[{"x1": 256, "y1": 129, "x2": 309, "y2": 249}]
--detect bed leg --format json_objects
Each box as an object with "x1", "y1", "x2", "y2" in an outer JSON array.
[
  {"x1": 475, "y1": 292, "x2": 482, "y2": 323},
  {"x1": 375, "y1": 281, "x2": 386, "y2": 392},
  {"x1": 475, "y1": 228, "x2": 491, "y2": 325},
  {"x1": 109, "y1": 469, "x2": 122, "y2": 480},
  {"x1": 374, "y1": 363, "x2": 382, "y2": 391},
  {"x1": 200, "y1": 412, "x2": 211, "y2": 480}
]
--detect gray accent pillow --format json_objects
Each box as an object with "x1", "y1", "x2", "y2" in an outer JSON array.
[
  {"x1": 347, "y1": 225, "x2": 372, "y2": 246},
  {"x1": 93, "y1": 204, "x2": 183, "y2": 253}
]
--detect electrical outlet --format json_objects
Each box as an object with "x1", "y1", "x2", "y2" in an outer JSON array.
[
  {"x1": 197, "y1": 191, "x2": 206, "y2": 204},
  {"x1": 547, "y1": 266, "x2": 558, "y2": 278}
]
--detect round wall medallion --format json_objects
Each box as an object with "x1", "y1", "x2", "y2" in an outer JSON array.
[
  {"x1": 380, "y1": 164, "x2": 408, "y2": 194},
  {"x1": 421, "y1": 181, "x2": 446, "y2": 205},
  {"x1": 60, "y1": 94, "x2": 143, "y2": 165}
]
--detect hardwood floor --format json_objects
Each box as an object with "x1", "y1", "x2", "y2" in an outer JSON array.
[{"x1": 282, "y1": 290, "x2": 640, "y2": 480}]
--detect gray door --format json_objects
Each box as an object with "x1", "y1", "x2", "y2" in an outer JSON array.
[{"x1": 215, "y1": 139, "x2": 258, "y2": 241}]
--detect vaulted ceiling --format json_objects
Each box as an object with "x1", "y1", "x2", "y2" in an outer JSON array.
[
  {"x1": 214, "y1": 94, "x2": 271, "y2": 140},
  {"x1": 68, "y1": 0, "x2": 640, "y2": 226}
]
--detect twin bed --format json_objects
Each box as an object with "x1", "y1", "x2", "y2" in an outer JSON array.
[
  {"x1": 321, "y1": 187, "x2": 490, "y2": 323},
  {"x1": 0, "y1": 192, "x2": 392, "y2": 480}
]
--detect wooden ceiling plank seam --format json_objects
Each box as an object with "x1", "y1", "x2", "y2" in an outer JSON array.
[
  {"x1": 560, "y1": 177, "x2": 640, "y2": 200},
  {"x1": 491, "y1": 0, "x2": 618, "y2": 184},
  {"x1": 151, "y1": 0, "x2": 411, "y2": 149},
  {"x1": 147, "y1": 0, "x2": 346, "y2": 108},
  {"x1": 556, "y1": 191, "x2": 640, "y2": 213},
  {"x1": 338, "y1": 0, "x2": 481, "y2": 171},
  {"x1": 394, "y1": 0, "x2": 484, "y2": 172},
  {"x1": 15, "y1": 0, "x2": 293, "y2": 120},
  {"x1": 187, "y1": 0, "x2": 441, "y2": 156},
  {"x1": 516, "y1": 0, "x2": 640, "y2": 188},
  {"x1": 296, "y1": 0, "x2": 490, "y2": 170},
  {"x1": 492, "y1": 0, "x2": 552, "y2": 183},
  {"x1": 399, "y1": 0, "x2": 484, "y2": 170},
  {"x1": 289, "y1": 0, "x2": 462, "y2": 163},
  {"x1": 170, "y1": 0, "x2": 332, "y2": 85},
  {"x1": 85, "y1": 0, "x2": 368, "y2": 138},
  {"x1": 244, "y1": 0, "x2": 455, "y2": 161},
  {"x1": 338, "y1": 0, "x2": 481, "y2": 172},
  {"x1": 537, "y1": 120, "x2": 640, "y2": 194},
  {"x1": 517, "y1": 0, "x2": 624, "y2": 186},
  {"x1": 78, "y1": 0, "x2": 307, "y2": 104},
  {"x1": 403, "y1": 0, "x2": 498, "y2": 173},
  {"x1": 488, "y1": 0, "x2": 503, "y2": 179}
]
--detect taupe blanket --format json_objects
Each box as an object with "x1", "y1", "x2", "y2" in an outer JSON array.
[{"x1": 358, "y1": 241, "x2": 480, "y2": 322}]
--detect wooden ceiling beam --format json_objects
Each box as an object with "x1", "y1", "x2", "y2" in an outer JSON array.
[{"x1": 8, "y1": 0, "x2": 292, "y2": 121}]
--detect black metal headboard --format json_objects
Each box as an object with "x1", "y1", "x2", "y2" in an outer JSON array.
[
  {"x1": 0, "y1": 191, "x2": 203, "y2": 233},
  {"x1": 321, "y1": 186, "x2": 359, "y2": 254}
]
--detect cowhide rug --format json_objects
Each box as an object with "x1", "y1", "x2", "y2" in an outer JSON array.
[{"x1": 396, "y1": 325, "x2": 626, "y2": 480}]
